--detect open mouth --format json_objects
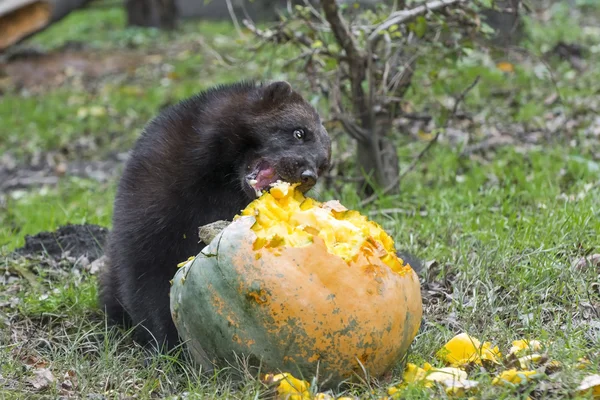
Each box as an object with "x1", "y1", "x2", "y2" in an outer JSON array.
[{"x1": 246, "y1": 160, "x2": 282, "y2": 197}]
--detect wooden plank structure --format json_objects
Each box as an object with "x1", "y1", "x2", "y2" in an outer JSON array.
[
  {"x1": 0, "y1": 0, "x2": 96, "y2": 51},
  {"x1": 0, "y1": 0, "x2": 52, "y2": 50}
]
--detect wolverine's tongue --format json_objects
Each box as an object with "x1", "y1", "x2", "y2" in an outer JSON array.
[
  {"x1": 247, "y1": 161, "x2": 281, "y2": 195},
  {"x1": 254, "y1": 166, "x2": 278, "y2": 190}
]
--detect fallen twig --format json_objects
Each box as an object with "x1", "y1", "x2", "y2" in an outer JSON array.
[{"x1": 7, "y1": 263, "x2": 42, "y2": 290}]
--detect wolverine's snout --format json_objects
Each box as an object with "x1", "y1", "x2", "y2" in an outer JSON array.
[{"x1": 300, "y1": 170, "x2": 318, "y2": 188}]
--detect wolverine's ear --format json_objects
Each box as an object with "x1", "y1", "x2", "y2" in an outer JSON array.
[{"x1": 261, "y1": 81, "x2": 294, "y2": 103}]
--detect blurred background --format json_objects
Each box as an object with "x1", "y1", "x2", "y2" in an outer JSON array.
[{"x1": 1, "y1": 1, "x2": 599, "y2": 397}]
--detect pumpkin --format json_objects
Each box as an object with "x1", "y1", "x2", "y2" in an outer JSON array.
[{"x1": 169, "y1": 182, "x2": 422, "y2": 386}]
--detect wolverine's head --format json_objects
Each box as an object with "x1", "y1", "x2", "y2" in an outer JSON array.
[{"x1": 239, "y1": 81, "x2": 331, "y2": 199}]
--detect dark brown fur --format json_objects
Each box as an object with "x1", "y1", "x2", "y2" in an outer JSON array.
[{"x1": 98, "y1": 81, "x2": 331, "y2": 350}]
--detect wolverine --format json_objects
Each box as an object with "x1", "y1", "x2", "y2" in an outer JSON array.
[{"x1": 98, "y1": 81, "x2": 332, "y2": 350}]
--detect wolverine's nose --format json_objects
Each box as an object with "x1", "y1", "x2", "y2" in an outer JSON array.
[{"x1": 300, "y1": 170, "x2": 318, "y2": 188}]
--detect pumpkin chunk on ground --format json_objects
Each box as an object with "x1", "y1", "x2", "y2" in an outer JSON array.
[{"x1": 237, "y1": 181, "x2": 408, "y2": 274}]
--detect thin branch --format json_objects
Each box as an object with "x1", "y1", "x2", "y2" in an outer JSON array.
[
  {"x1": 333, "y1": 115, "x2": 370, "y2": 142},
  {"x1": 451, "y1": 75, "x2": 480, "y2": 115},
  {"x1": 387, "y1": 53, "x2": 418, "y2": 94},
  {"x1": 321, "y1": 0, "x2": 368, "y2": 121},
  {"x1": 241, "y1": 18, "x2": 270, "y2": 39},
  {"x1": 243, "y1": 15, "x2": 337, "y2": 61},
  {"x1": 302, "y1": 0, "x2": 328, "y2": 24},
  {"x1": 360, "y1": 75, "x2": 480, "y2": 207},
  {"x1": 296, "y1": 11, "x2": 336, "y2": 57},
  {"x1": 368, "y1": 0, "x2": 466, "y2": 41},
  {"x1": 225, "y1": 0, "x2": 243, "y2": 38},
  {"x1": 321, "y1": 0, "x2": 365, "y2": 62},
  {"x1": 195, "y1": 36, "x2": 235, "y2": 66}
]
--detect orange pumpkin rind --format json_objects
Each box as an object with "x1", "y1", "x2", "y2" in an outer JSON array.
[{"x1": 170, "y1": 182, "x2": 423, "y2": 386}]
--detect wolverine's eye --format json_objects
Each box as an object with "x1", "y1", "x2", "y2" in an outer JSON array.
[{"x1": 293, "y1": 129, "x2": 305, "y2": 140}]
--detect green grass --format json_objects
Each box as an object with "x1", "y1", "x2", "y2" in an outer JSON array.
[
  {"x1": 1, "y1": 2, "x2": 600, "y2": 399},
  {"x1": 2, "y1": 145, "x2": 598, "y2": 399}
]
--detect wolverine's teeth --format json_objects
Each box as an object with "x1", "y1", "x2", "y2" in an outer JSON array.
[
  {"x1": 248, "y1": 179, "x2": 258, "y2": 187},
  {"x1": 269, "y1": 179, "x2": 285, "y2": 187},
  {"x1": 254, "y1": 189, "x2": 263, "y2": 198}
]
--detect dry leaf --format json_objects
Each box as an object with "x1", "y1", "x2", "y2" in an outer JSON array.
[
  {"x1": 55, "y1": 162, "x2": 68, "y2": 176},
  {"x1": 572, "y1": 254, "x2": 600, "y2": 271},
  {"x1": 61, "y1": 369, "x2": 77, "y2": 390},
  {"x1": 27, "y1": 368, "x2": 55, "y2": 390},
  {"x1": 88, "y1": 255, "x2": 107, "y2": 275},
  {"x1": 496, "y1": 62, "x2": 515, "y2": 73},
  {"x1": 21, "y1": 355, "x2": 48, "y2": 369},
  {"x1": 544, "y1": 92, "x2": 559, "y2": 106}
]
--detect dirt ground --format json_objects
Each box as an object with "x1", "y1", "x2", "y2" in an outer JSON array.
[{"x1": 13, "y1": 223, "x2": 108, "y2": 262}]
